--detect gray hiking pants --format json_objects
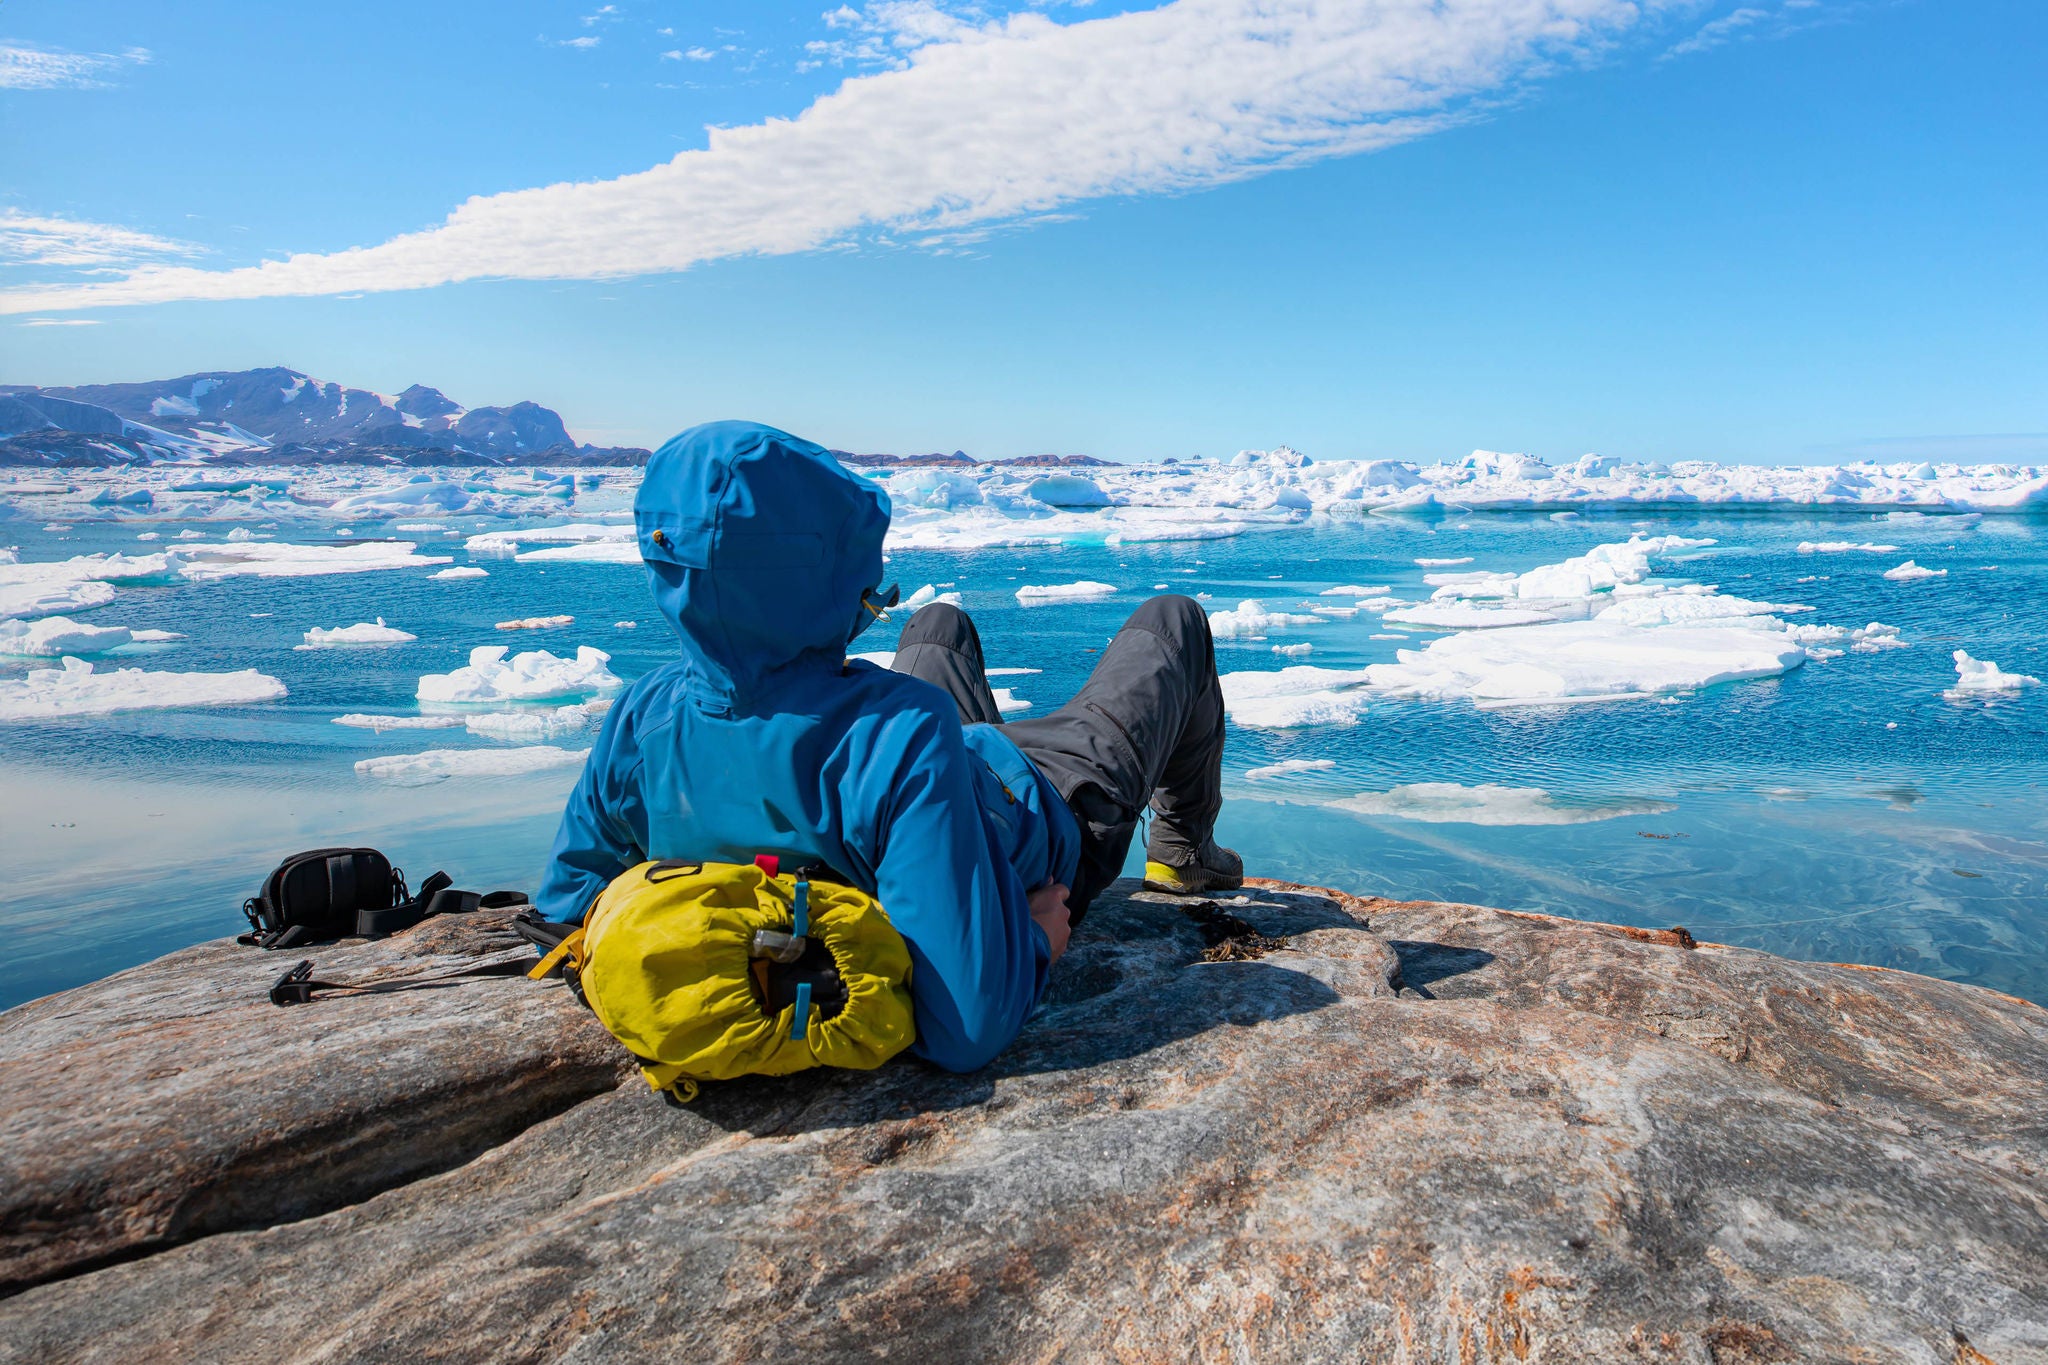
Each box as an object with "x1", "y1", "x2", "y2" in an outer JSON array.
[{"x1": 892, "y1": 596, "x2": 1225, "y2": 920}]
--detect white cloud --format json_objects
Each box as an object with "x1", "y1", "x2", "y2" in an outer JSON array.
[
  {"x1": 558, "y1": 35, "x2": 602, "y2": 49},
  {"x1": 0, "y1": 43, "x2": 151, "y2": 90},
  {"x1": 1, "y1": 0, "x2": 1679, "y2": 313},
  {"x1": 16, "y1": 317, "x2": 105, "y2": 327},
  {"x1": 0, "y1": 211, "x2": 201, "y2": 268},
  {"x1": 1665, "y1": 0, "x2": 1823, "y2": 57}
]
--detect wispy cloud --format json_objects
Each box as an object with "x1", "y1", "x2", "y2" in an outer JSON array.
[
  {"x1": 557, "y1": 35, "x2": 602, "y2": 49},
  {"x1": 1, "y1": 0, "x2": 1684, "y2": 314},
  {"x1": 1664, "y1": 0, "x2": 1823, "y2": 58},
  {"x1": 0, "y1": 211, "x2": 202, "y2": 269},
  {"x1": 0, "y1": 43, "x2": 152, "y2": 90},
  {"x1": 16, "y1": 317, "x2": 104, "y2": 326}
]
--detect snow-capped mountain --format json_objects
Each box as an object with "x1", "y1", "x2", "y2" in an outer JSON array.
[{"x1": 0, "y1": 368, "x2": 644, "y2": 466}]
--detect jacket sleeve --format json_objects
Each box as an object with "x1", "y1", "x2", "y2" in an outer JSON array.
[
  {"x1": 536, "y1": 698, "x2": 649, "y2": 923},
  {"x1": 872, "y1": 707, "x2": 1052, "y2": 1073}
]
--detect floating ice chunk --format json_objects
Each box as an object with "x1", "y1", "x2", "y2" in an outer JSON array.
[
  {"x1": 1016, "y1": 581, "x2": 1117, "y2": 603},
  {"x1": 1947, "y1": 650, "x2": 2040, "y2": 695},
  {"x1": 136, "y1": 532, "x2": 160, "y2": 542},
  {"x1": 128, "y1": 629, "x2": 184, "y2": 643},
  {"x1": 497, "y1": 615, "x2": 574, "y2": 631},
  {"x1": 1271, "y1": 643, "x2": 1314, "y2": 657},
  {"x1": 900, "y1": 584, "x2": 965, "y2": 611},
  {"x1": 984, "y1": 666, "x2": 1042, "y2": 676},
  {"x1": 467, "y1": 524, "x2": 635, "y2": 559},
  {"x1": 174, "y1": 541, "x2": 452, "y2": 581},
  {"x1": 298, "y1": 618, "x2": 417, "y2": 648},
  {"x1": 1319, "y1": 585, "x2": 1391, "y2": 597},
  {"x1": 1882, "y1": 560, "x2": 1946, "y2": 581},
  {"x1": 0, "y1": 658, "x2": 286, "y2": 721},
  {"x1": 614, "y1": 620, "x2": 637, "y2": 629},
  {"x1": 1208, "y1": 600, "x2": 1322, "y2": 638},
  {"x1": 1593, "y1": 593, "x2": 1804, "y2": 628},
  {"x1": 465, "y1": 699, "x2": 613, "y2": 742},
  {"x1": 0, "y1": 579, "x2": 118, "y2": 619},
  {"x1": 992, "y1": 688, "x2": 1032, "y2": 715},
  {"x1": 1331, "y1": 782, "x2": 1675, "y2": 825},
  {"x1": 1244, "y1": 758, "x2": 1336, "y2": 781},
  {"x1": 354, "y1": 745, "x2": 590, "y2": 785},
  {"x1": 332, "y1": 714, "x2": 466, "y2": 731},
  {"x1": 1797, "y1": 541, "x2": 1899, "y2": 554},
  {"x1": 175, "y1": 529, "x2": 206, "y2": 541},
  {"x1": 394, "y1": 522, "x2": 449, "y2": 532},
  {"x1": 431, "y1": 566, "x2": 488, "y2": 580},
  {"x1": 416, "y1": 645, "x2": 622, "y2": 703},
  {"x1": 1363, "y1": 619, "x2": 1805, "y2": 706},
  {"x1": 1370, "y1": 633, "x2": 1407, "y2": 641},
  {"x1": 1383, "y1": 603, "x2": 1558, "y2": 630},
  {"x1": 1220, "y1": 666, "x2": 1374, "y2": 728},
  {"x1": 224, "y1": 527, "x2": 260, "y2": 542},
  {"x1": 1415, "y1": 557, "x2": 1473, "y2": 567},
  {"x1": 1026, "y1": 475, "x2": 1110, "y2": 507},
  {"x1": 0, "y1": 616, "x2": 133, "y2": 657},
  {"x1": 1781, "y1": 621, "x2": 1906, "y2": 660}
]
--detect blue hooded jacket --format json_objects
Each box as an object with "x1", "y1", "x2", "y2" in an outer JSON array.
[{"x1": 536, "y1": 421, "x2": 1081, "y2": 1072}]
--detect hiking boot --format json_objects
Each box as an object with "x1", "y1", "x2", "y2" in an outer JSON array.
[{"x1": 1143, "y1": 838, "x2": 1244, "y2": 896}]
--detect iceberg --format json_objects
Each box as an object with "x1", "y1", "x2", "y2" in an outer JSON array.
[
  {"x1": 1946, "y1": 650, "x2": 2041, "y2": 696},
  {"x1": 1882, "y1": 560, "x2": 1946, "y2": 582},
  {"x1": 431, "y1": 566, "x2": 488, "y2": 580},
  {"x1": 0, "y1": 658, "x2": 286, "y2": 721},
  {"x1": 298, "y1": 618, "x2": 417, "y2": 648},
  {"x1": 991, "y1": 688, "x2": 1033, "y2": 715},
  {"x1": 353, "y1": 745, "x2": 590, "y2": 785},
  {"x1": 496, "y1": 615, "x2": 574, "y2": 631},
  {"x1": 416, "y1": 645, "x2": 623, "y2": 703}
]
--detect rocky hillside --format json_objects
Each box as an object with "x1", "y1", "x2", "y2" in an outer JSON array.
[
  {"x1": 0, "y1": 368, "x2": 649, "y2": 467},
  {"x1": 1, "y1": 879, "x2": 2043, "y2": 1362}
]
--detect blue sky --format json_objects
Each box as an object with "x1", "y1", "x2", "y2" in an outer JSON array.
[{"x1": 3, "y1": 0, "x2": 2043, "y2": 463}]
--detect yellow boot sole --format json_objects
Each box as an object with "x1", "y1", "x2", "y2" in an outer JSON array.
[{"x1": 1143, "y1": 860, "x2": 1242, "y2": 895}]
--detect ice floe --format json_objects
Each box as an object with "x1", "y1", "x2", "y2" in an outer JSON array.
[
  {"x1": 1882, "y1": 560, "x2": 1946, "y2": 581},
  {"x1": 1946, "y1": 650, "x2": 2041, "y2": 698},
  {"x1": 431, "y1": 566, "x2": 488, "y2": 580},
  {"x1": 1381, "y1": 603, "x2": 1557, "y2": 630},
  {"x1": 1016, "y1": 581, "x2": 1117, "y2": 603},
  {"x1": 1361, "y1": 620, "x2": 1807, "y2": 707},
  {"x1": 332, "y1": 714, "x2": 466, "y2": 732},
  {"x1": 496, "y1": 615, "x2": 574, "y2": 631},
  {"x1": 1207, "y1": 600, "x2": 1322, "y2": 638},
  {"x1": 1319, "y1": 585, "x2": 1390, "y2": 597},
  {"x1": 1798, "y1": 541, "x2": 1899, "y2": 554},
  {"x1": 464, "y1": 699, "x2": 614, "y2": 742},
  {"x1": 416, "y1": 645, "x2": 622, "y2": 704},
  {"x1": 1330, "y1": 782, "x2": 1676, "y2": 825},
  {"x1": 1414, "y1": 557, "x2": 1473, "y2": 567},
  {"x1": 991, "y1": 688, "x2": 1033, "y2": 715},
  {"x1": 0, "y1": 616, "x2": 134, "y2": 656},
  {"x1": 0, "y1": 658, "x2": 286, "y2": 721},
  {"x1": 901, "y1": 584, "x2": 964, "y2": 611},
  {"x1": 298, "y1": 618, "x2": 417, "y2": 648},
  {"x1": 353, "y1": 745, "x2": 590, "y2": 785},
  {"x1": 1244, "y1": 758, "x2": 1336, "y2": 781}
]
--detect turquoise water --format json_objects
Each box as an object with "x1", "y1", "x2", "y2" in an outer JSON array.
[{"x1": 3, "y1": 507, "x2": 2042, "y2": 1010}]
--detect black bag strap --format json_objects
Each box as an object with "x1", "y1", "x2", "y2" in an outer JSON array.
[{"x1": 267, "y1": 955, "x2": 533, "y2": 1007}]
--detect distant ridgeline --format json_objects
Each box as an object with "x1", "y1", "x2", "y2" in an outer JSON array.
[{"x1": 0, "y1": 368, "x2": 1108, "y2": 469}]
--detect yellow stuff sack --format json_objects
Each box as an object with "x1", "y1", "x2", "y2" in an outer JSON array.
[{"x1": 527, "y1": 856, "x2": 914, "y2": 1103}]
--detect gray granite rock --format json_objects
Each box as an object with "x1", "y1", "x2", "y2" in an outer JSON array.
[{"x1": 1, "y1": 880, "x2": 2043, "y2": 1363}]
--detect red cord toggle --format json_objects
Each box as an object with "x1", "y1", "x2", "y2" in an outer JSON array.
[{"x1": 754, "y1": 854, "x2": 780, "y2": 877}]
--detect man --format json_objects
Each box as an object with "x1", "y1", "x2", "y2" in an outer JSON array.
[{"x1": 537, "y1": 421, "x2": 1241, "y2": 1073}]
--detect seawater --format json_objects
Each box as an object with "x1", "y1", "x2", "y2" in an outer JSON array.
[{"x1": 2, "y1": 507, "x2": 2042, "y2": 1010}]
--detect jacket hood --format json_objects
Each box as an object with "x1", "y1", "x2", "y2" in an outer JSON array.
[{"x1": 636, "y1": 421, "x2": 892, "y2": 712}]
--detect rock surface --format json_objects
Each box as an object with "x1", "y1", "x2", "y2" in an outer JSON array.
[{"x1": 2, "y1": 879, "x2": 2044, "y2": 1363}]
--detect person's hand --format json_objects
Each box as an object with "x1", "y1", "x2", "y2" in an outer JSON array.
[{"x1": 1028, "y1": 881, "x2": 1071, "y2": 965}]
